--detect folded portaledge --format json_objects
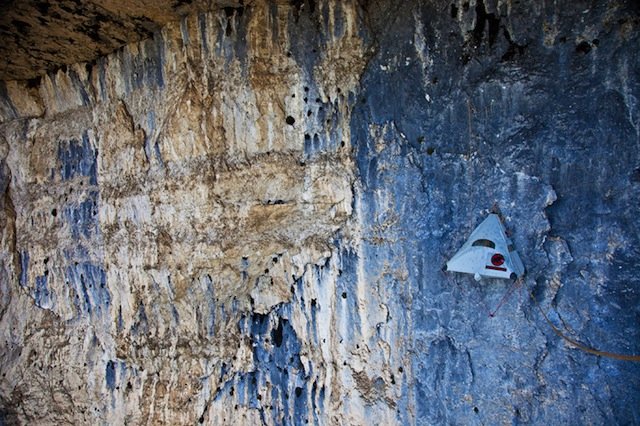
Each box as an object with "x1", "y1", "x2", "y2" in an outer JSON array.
[{"x1": 445, "y1": 214, "x2": 525, "y2": 281}]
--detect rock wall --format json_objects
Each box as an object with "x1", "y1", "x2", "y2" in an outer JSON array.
[
  {"x1": 0, "y1": 0, "x2": 228, "y2": 81},
  {"x1": 1, "y1": 0, "x2": 639, "y2": 424}
]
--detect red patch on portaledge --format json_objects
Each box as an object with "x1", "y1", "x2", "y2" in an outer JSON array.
[{"x1": 485, "y1": 265, "x2": 507, "y2": 271}]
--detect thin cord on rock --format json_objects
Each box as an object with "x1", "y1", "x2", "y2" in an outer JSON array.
[{"x1": 528, "y1": 284, "x2": 640, "y2": 362}]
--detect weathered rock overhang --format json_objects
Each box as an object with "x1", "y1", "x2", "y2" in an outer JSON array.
[
  {"x1": 0, "y1": 0, "x2": 247, "y2": 81},
  {"x1": 0, "y1": 0, "x2": 639, "y2": 425}
]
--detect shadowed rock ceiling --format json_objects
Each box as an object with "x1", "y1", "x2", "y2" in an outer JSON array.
[{"x1": 0, "y1": 0, "x2": 244, "y2": 81}]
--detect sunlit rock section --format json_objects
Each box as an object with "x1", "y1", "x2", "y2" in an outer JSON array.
[
  {"x1": 1, "y1": 0, "x2": 640, "y2": 425},
  {"x1": 0, "y1": 1, "x2": 394, "y2": 424}
]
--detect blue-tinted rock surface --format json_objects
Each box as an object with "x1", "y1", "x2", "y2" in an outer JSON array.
[
  {"x1": 0, "y1": 0, "x2": 638, "y2": 424},
  {"x1": 353, "y1": 0, "x2": 640, "y2": 423}
]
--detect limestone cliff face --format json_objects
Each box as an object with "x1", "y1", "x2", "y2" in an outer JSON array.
[
  {"x1": 0, "y1": 0, "x2": 236, "y2": 81},
  {"x1": 1, "y1": 0, "x2": 639, "y2": 424}
]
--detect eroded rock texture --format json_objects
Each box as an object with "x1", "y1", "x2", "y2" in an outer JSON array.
[
  {"x1": 0, "y1": 0, "x2": 241, "y2": 81},
  {"x1": 1, "y1": 0, "x2": 639, "y2": 424}
]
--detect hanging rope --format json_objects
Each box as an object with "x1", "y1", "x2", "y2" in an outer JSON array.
[
  {"x1": 528, "y1": 285, "x2": 640, "y2": 362},
  {"x1": 488, "y1": 278, "x2": 522, "y2": 317}
]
